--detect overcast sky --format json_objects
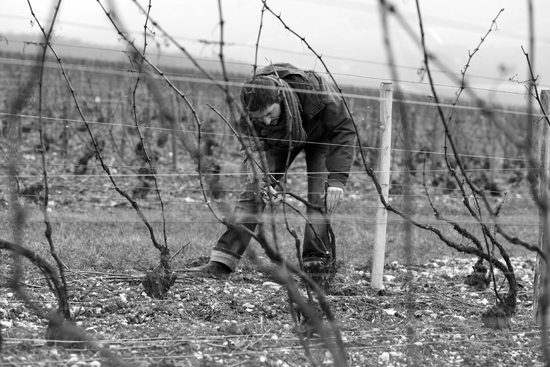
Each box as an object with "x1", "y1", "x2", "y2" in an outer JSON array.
[{"x1": 1, "y1": 0, "x2": 549, "y2": 106}]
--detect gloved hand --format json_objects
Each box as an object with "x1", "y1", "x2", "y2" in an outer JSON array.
[
  {"x1": 261, "y1": 185, "x2": 283, "y2": 205},
  {"x1": 325, "y1": 186, "x2": 344, "y2": 212}
]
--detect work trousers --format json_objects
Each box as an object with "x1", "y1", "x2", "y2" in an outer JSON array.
[{"x1": 210, "y1": 140, "x2": 332, "y2": 270}]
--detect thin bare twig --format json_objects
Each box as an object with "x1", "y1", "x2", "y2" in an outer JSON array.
[
  {"x1": 132, "y1": 0, "x2": 170, "y2": 251},
  {"x1": 411, "y1": 0, "x2": 516, "y2": 310},
  {"x1": 170, "y1": 241, "x2": 191, "y2": 262},
  {"x1": 253, "y1": 4, "x2": 267, "y2": 77},
  {"x1": 25, "y1": 0, "x2": 70, "y2": 319},
  {"x1": 453, "y1": 9, "x2": 504, "y2": 105},
  {"x1": 522, "y1": 46, "x2": 550, "y2": 128}
]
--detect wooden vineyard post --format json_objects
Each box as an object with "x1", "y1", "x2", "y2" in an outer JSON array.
[
  {"x1": 62, "y1": 98, "x2": 73, "y2": 157},
  {"x1": 172, "y1": 95, "x2": 179, "y2": 171},
  {"x1": 371, "y1": 82, "x2": 393, "y2": 290},
  {"x1": 120, "y1": 96, "x2": 126, "y2": 161},
  {"x1": 534, "y1": 90, "x2": 550, "y2": 324}
]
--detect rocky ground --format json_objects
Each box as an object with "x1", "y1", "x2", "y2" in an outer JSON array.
[{"x1": 0, "y1": 255, "x2": 544, "y2": 366}]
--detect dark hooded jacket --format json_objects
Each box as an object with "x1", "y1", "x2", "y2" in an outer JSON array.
[{"x1": 239, "y1": 63, "x2": 355, "y2": 189}]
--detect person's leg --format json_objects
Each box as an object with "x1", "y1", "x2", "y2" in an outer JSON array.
[
  {"x1": 302, "y1": 140, "x2": 331, "y2": 263},
  {"x1": 192, "y1": 146, "x2": 301, "y2": 277},
  {"x1": 210, "y1": 184, "x2": 264, "y2": 270}
]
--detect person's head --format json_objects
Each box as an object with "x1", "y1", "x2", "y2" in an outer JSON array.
[{"x1": 241, "y1": 76, "x2": 282, "y2": 125}]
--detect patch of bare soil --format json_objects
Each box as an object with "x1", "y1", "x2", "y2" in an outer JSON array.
[{"x1": 0, "y1": 257, "x2": 544, "y2": 366}]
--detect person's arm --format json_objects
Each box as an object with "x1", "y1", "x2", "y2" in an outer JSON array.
[
  {"x1": 316, "y1": 78, "x2": 355, "y2": 212},
  {"x1": 318, "y1": 81, "x2": 355, "y2": 189}
]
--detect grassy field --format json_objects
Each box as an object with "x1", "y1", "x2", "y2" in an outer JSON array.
[{"x1": 0, "y1": 167, "x2": 539, "y2": 274}]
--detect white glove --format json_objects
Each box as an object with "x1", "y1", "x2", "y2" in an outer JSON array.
[
  {"x1": 325, "y1": 186, "x2": 344, "y2": 212},
  {"x1": 261, "y1": 185, "x2": 283, "y2": 205}
]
